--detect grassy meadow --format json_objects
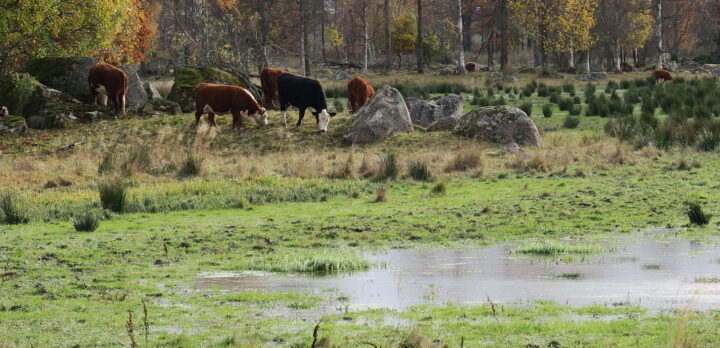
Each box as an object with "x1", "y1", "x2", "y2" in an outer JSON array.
[{"x1": 2, "y1": 71, "x2": 720, "y2": 347}]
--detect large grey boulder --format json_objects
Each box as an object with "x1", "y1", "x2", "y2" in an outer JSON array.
[
  {"x1": 0, "y1": 73, "x2": 77, "y2": 129},
  {"x1": 406, "y1": 95, "x2": 464, "y2": 127},
  {"x1": 167, "y1": 67, "x2": 243, "y2": 112},
  {"x1": 453, "y1": 106, "x2": 542, "y2": 147},
  {"x1": 144, "y1": 81, "x2": 162, "y2": 100},
  {"x1": 343, "y1": 86, "x2": 413, "y2": 144},
  {"x1": 0, "y1": 114, "x2": 28, "y2": 135},
  {"x1": 428, "y1": 113, "x2": 462, "y2": 132},
  {"x1": 576, "y1": 72, "x2": 608, "y2": 81},
  {"x1": 662, "y1": 61, "x2": 679, "y2": 72},
  {"x1": 491, "y1": 72, "x2": 518, "y2": 83},
  {"x1": 24, "y1": 57, "x2": 149, "y2": 111}
]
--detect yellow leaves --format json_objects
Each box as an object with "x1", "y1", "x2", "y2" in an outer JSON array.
[
  {"x1": 324, "y1": 27, "x2": 344, "y2": 48},
  {"x1": 508, "y1": 0, "x2": 598, "y2": 53}
]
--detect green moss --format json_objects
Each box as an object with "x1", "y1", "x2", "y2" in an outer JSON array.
[
  {"x1": 172, "y1": 67, "x2": 241, "y2": 89},
  {"x1": 1, "y1": 115, "x2": 28, "y2": 128},
  {"x1": 24, "y1": 57, "x2": 86, "y2": 84}
]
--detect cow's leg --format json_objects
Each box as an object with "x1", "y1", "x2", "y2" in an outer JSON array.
[
  {"x1": 208, "y1": 113, "x2": 217, "y2": 127},
  {"x1": 296, "y1": 108, "x2": 306, "y2": 127},
  {"x1": 112, "y1": 93, "x2": 121, "y2": 115},
  {"x1": 120, "y1": 92, "x2": 126, "y2": 115},
  {"x1": 232, "y1": 111, "x2": 243, "y2": 131},
  {"x1": 195, "y1": 110, "x2": 203, "y2": 127}
]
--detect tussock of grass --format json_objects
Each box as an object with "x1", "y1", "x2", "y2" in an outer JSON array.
[
  {"x1": 242, "y1": 252, "x2": 371, "y2": 274},
  {"x1": 72, "y1": 213, "x2": 100, "y2": 232},
  {"x1": 177, "y1": 154, "x2": 204, "y2": 178},
  {"x1": 444, "y1": 147, "x2": 483, "y2": 173},
  {"x1": 686, "y1": 203, "x2": 711, "y2": 226},
  {"x1": 0, "y1": 191, "x2": 29, "y2": 224},
  {"x1": 513, "y1": 242, "x2": 609, "y2": 255},
  {"x1": 408, "y1": 161, "x2": 433, "y2": 182},
  {"x1": 98, "y1": 181, "x2": 128, "y2": 213}
]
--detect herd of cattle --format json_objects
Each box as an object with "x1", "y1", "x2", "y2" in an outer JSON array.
[
  {"x1": 87, "y1": 63, "x2": 374, "y2": 132},
  {"x1": 1, "y1": 61, "x2": 676, "y2": 133}
]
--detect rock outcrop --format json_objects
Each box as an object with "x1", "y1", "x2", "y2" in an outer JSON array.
[
  {"x1": 453, "y1": 106, "x2": 542, "y2": 147},
  {"x1": 343, "y1": 86, "x2": 413, "y2": 144}
]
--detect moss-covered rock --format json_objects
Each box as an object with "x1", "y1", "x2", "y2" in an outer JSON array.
[
  {"x1": 25, "y1": 56, "x2": 149, "y2": 111},
  {"x1": 167, "y1": 67, "x2": 245, "y2": 112},
  {"x1": 0, "y1": 115, "x2": 28, "y2": 135},
  {"x1": 0, "y1": 73, "x2": 74, "y2": 129},
  {"x1": 150, "y1": 98, "x2": 182, "y2": 115},
  {"x1": 453, "y1": 106, "x2": 542, "y2": 147}
]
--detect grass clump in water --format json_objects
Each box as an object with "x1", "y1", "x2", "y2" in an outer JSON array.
[
  {"x1": 513, "y1": 241, "x2": 608, "y2": 255},
  {"x1": 242, "y1": 252, "x2": 371, "y2": 274}
]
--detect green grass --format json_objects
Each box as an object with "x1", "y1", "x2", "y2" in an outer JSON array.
[
  {"x1": 239, "y1": 252, "x2": 372, "y2": 273},
  {"x1": 513, "y1": 242, "x2": 609, "y2": 255}
]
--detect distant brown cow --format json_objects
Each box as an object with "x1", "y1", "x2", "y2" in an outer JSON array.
[
  {"x1": 653, "y1": 69, "x2": 673, "y2": 83},
  {"x1": 347, "y1": 77, "x2": 375, "y2": 114},
  {"x1": 260, "y1": 67, "x2": 287, "y2": 109},
  {"x1": 88, "y1": 62, "x2": 128, "y2": 114},
  {"x1": 0, "y1": 106, "x2": 7, "y2": 118},
  {"x1": 465, "y1": 62, "x2": 477, "y2": 73},
  {"x1": 194, "y1": 83, "x2": 268, "y2": 130}
]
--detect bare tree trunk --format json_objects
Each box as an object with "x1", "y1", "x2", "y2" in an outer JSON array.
[
  {"x1": 456, "y1": 0, "x2": 466, "y2": 74},
  {"x1": 385, "y1": 0, "x2": 392, "y2": 69},
  {"x1": 499, "y1": 0, "x2": 509, "y2": 71},
  {"x1": 656, "y1": 0, "x2": 664, "y2": 69},
  {"x1": 300, "y1": 0, "x2": 307, "y2": 75},
  {"x1": 363, "y1": 1, "x2": 369, "y2": 72},
  {"x1": 615, "y1": 41, "x2": 622, "y2": 72},
  {"x1": 260, "y1": 1, "x2": 272, "y2": 69},
  {"x1": 569, "y1": 39, "x2": 575, "y2": 68},
  {"x1": 584, "y1": 50, "x2": 591, "y2": 73},
  {"x1": 321, "y1": 0, "x2": 326, "y2": 63},
  {"x1": 416, "y1": 0, "x2": 425, "y2": 73}
]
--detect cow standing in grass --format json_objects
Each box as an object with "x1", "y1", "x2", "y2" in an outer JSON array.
[
  {"x1": 260, "y1": 67, "x2": 287, "y2": 109},
  {"x1": 347, "y1": 77, "x2": 375, "y2": 114},
  {"x1": 194, "y1": 83, "x2": 268, "y2": 131},
  {"x1": 653, "y1": 69, "x2": 673, "y2": 83},
  {"x1": 277, "y1": 73, "x2": 336, "y2": 132},
  {"x1": 0, "y1": 106, "x2": 7, "y2": 118},
  {"x1": 465, "y1": 62, "x2": 477, "y2": 73},
  {"x1": 88, "y1": 63, "x2": 128, "y2": 115}
]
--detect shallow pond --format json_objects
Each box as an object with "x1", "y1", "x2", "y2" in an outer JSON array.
[{"x1": 197, "y1": 239, "x2": 720, "y2": 312}]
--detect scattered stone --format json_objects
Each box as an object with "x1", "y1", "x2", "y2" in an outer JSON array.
[
  {"x1": 576, "y1": 72, "x2": 608, "y2": 82},
  {"x1": 151, "y1": 98, "x2": 182, "y2": 115},
  {"x1": 343, "y1": 86, "x2": 413, "y2": 144},
  {"x1": 503, "y1": 142, "x2": 526, "y2": 156},
  {"x1": 405, "y1": 95, "x2": 464, "y2": 127},
  {"x1": 453, "y1": 106, "x2": 542, "y2": 147},
  {"x1": 491, "y1": 72, "x2": 518, "y2": 83},
  {"x1": 82, "y1": 111, "x2": 102, "y2": 123}
]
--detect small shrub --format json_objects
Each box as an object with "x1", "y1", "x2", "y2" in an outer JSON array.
[
  {"x1": 569, "y1": 104, "x2": 583, "y2": 116},
  {"x1": 73, "y1": 213, "x2": 100, "y2": 232},
  {"x1": 430, "y1": 181, "x2": 447, "y2": 196},
  {"x1": 445, "y1": 148, "x2": 483, "y2": 172},
  {"x1": 542, "y1": 104, "x2": 554, "y2": 118},
  {"x1": 520, "y1": 102, "x2": 533, "y2": 116},
  {"x1": 686, "y1": 203, "x2": 711, "y2": 226},
  {"x1": 563, "y1": 116, "x2": 580, "y2": 129},
  {"x1": 583, "y1": 84, "x2": 596, "y2": 101},
  {"x1": 98, "y1": 152, "x2": 115, "y2": 175},
  {"x1": 373, "y1": 153, "x2": 398, "y2": 182},
  {"x1": 99, "y1": 181, "x2": 128, "y2": 213},
  {"x1": 558, "y1": 98, "x2": 574, "y2": 111},
  {"x1": 562, "y1": 83, "x2": 574, "y2": 94},
  {"x1": 177, "y1": 154, "x2": 204, "y2": 178},
  {"x1": 0, "y1": 192, "x2": 30, "y2": 224},
  {"x1": 332, "y1": 99, "x2": 344, "y2": 113},
  {"x1": 374, "y1": 188, "x2": 387, "y2": 203},
  {"x1": 329, "y1": 154, "x2": 356, "y2": 179},
  {"x1": 408, "y1": 161, "x2": 433, "y2": 182},
  {"x1": 235, "y1": 195, "x2": 251, "y2": 209},
  {"x1": 549, "y1": 93, "x2": 561, "y2": 104}
]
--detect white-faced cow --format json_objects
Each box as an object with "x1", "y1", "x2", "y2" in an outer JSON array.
[
  {"x1": 0, "y1": 106, "x2": 8, "y2": 118},
  {"x1": 194, "y1": 83, "x2": 268, "y2": 131},
  {"x1": 277, "y1": 73, "x2": 336, "y2": 132},
  {"x1": 88, "y1": 62, "x2": 128, "y2": 115}
]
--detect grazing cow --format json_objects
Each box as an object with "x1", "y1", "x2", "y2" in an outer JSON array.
[
  {"x1": 347, "y1": 77, "x2": 375, "y2": 114},
  {"x1": 0, "y1": 106, "x2": 7, "y2": 118},
  {"x1": 88, "y1": 62, "x2": 128, "y2": 114},
  {"x1": 653, "y1": 69, "x2": 673, "y2": 83},
  {"x1": 194, "y1": 83, "x2": 268, "y2": 130},
  {"x1": 277, "y1": 73, "x2": 336, "y2": 132},
  {"x1": 465, "y1": 62, "x2": 477, "y2": 73},
  {"x1": 260, "y1": 67, "x2": 287, "y2": 109}
]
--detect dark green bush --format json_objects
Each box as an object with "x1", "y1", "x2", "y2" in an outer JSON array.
[
  {"x1": 408, "y1": 161, "x2": 433, "y2": 182},
  {"x1": 73, "y1": 213, "x2": 100, "y2": 232},
  {"x1": 583, "y1": 84, "x2": 596, "y2": 102},
  {"x1": 569, "y1": 104, "x2": 583, "y2": 116},
  {"x1": 178, "y1": 155, "x2": 204, "y2": 178},
  {"x1": 520, "y1": 102, "x2": 533, "y2": 116},
  {"x1": 563, "y1": 116, "x2": 580, "y2": 129},
  {"x1": 542, "y1": 104, "x2": 554, "y2": 118},
  {"x1": 558, "y1": 98, "x2": 574, "y2": 112},
  {"x1": 687, "y1": 203, "x2": 711, "y2": 226},
  {"x1": 99, "y1": 181, "x2": 128, "y2": 213}
]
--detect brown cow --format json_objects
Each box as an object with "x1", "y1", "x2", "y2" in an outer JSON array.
[
  {"x1": 347, "y1": 77, "x2": 375, "y2": 114},
  {"x1": 88, "y1": 62, "x2": 128, "y2": 114},
  {"x1": 465, "y1": 62, "x2": 477, "y2": 73},
  {"x1": 194, "y1": 83, "x2": 268, "y2": 130},
  {"x1": 652, "y1": 69, "x2": 673, "y2": 83},
  {"x1": 260, "y1": 67, "x2": 287, "y2": 109},
  {"x1": 0, "y1": 106, "x2": 7, "y2": 118}
]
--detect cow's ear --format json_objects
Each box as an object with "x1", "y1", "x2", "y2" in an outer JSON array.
[{"x1": 329, "y1": 112, "x2": 337, "y2": 117}]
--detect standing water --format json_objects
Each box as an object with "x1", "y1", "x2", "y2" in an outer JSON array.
[{"x1": 197, "y1": 239, "x2": 720, "y2": 312}]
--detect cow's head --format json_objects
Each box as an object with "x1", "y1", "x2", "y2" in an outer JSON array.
[
  {"x1": 313, "y1": 109, "x2": 337, "y2": 132},
  {"x1": 251, "y1": 107, "x2": 269, "y2": 126},
  {"x1": 0, "y1": 106, "x2": 8, "y2": 118}
]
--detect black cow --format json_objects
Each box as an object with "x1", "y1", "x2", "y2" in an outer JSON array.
[{"x1": 277, "y1": 73, "x2": 336, "y2": 132}]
